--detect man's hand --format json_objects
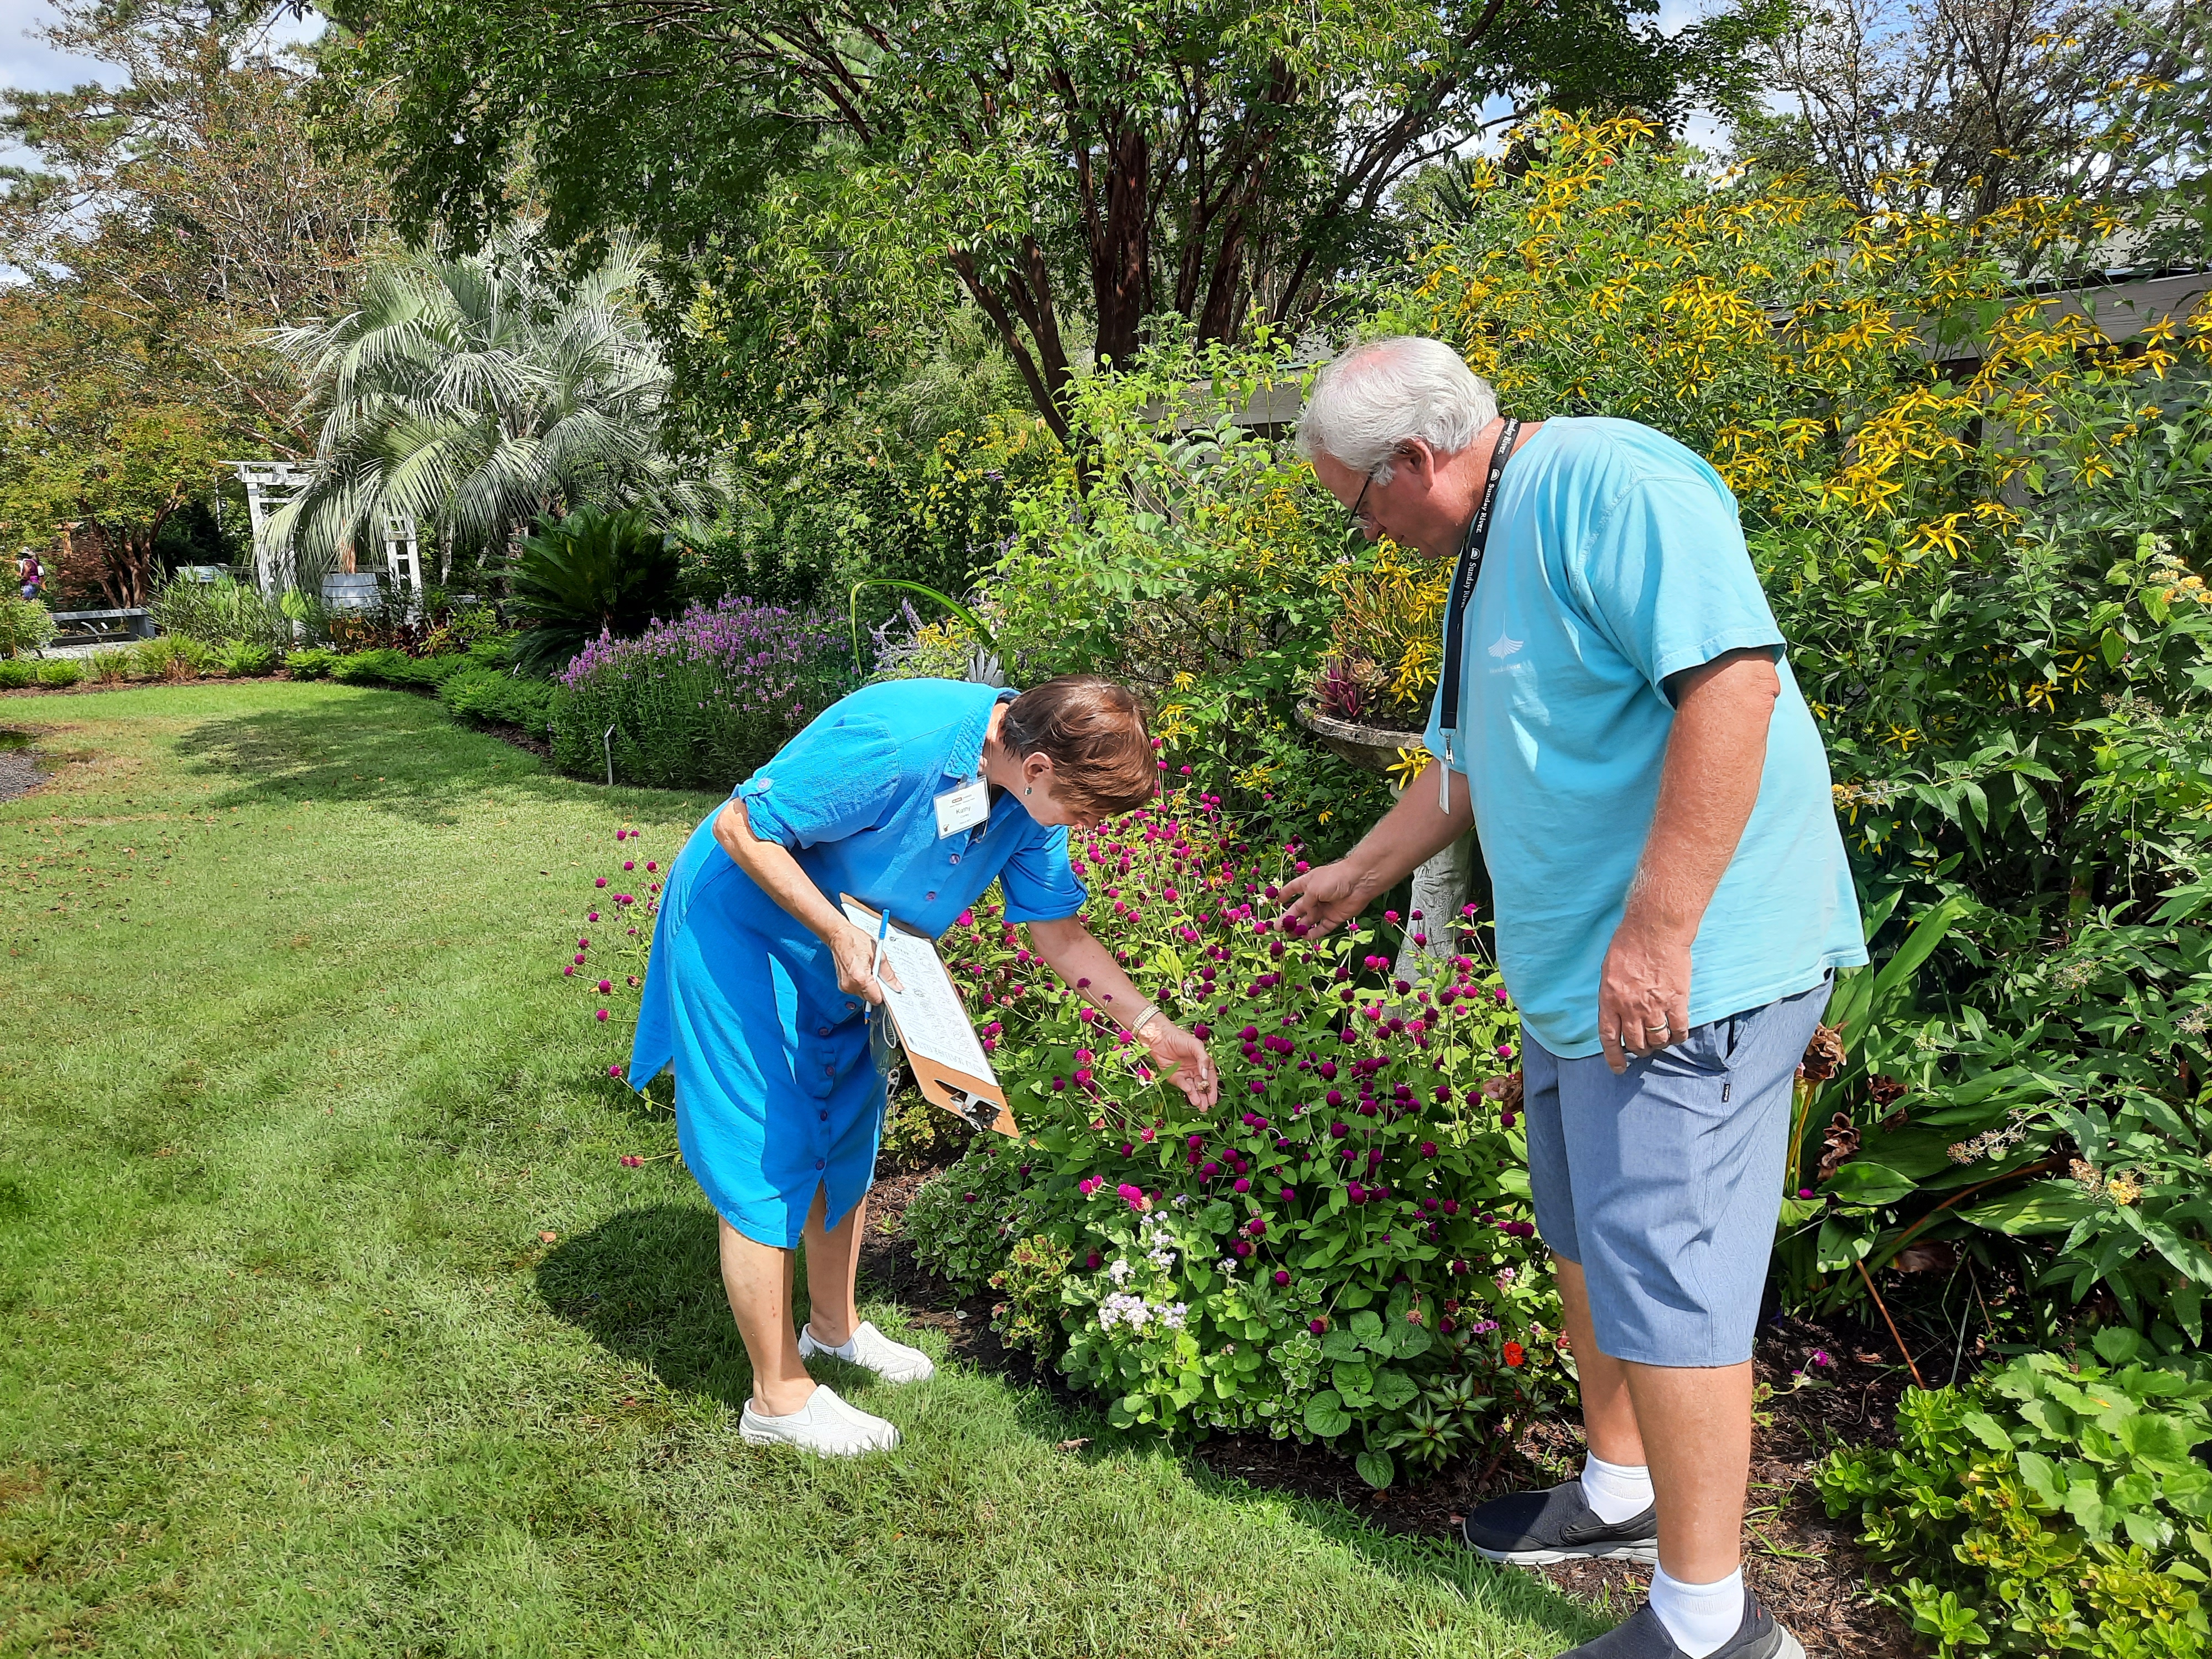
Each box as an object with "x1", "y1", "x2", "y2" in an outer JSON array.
[
  {"x1": 1279, "y1": 859, "x2": 1367, "y2": 937},
  {"x1": 830, "y1": 920, "x2": 904, "y2": 1006},
  {"x1": 1595, "y1": 916, "x2": 1691, "y2": 1074}
]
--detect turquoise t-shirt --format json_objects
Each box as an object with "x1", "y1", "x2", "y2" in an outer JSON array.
[{"x1": 1422, "y1": 417, "x2": 1866, "y2": 1058}]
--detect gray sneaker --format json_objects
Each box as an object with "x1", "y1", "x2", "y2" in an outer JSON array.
[
  {"x1": 1460, "y1": 1477, "x2": 1660, "y2": 1565},
  {"x1": 1557, "y1": 1594, "x2": 1806, "y2": 1659}
]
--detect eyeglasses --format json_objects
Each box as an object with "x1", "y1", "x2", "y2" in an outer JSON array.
[{"x1": 1344, "y1": 469, "x2": 1378, "y2": 536}]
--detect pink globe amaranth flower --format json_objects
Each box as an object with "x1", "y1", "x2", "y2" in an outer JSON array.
[
  {"x1": 1442, "y1": 1199, "x2": 1460, "y2": 1215},
  {"x1": 595, "y1": 877, "x2": 608, "y2": 888},
  {"x1": 623, "y1": 860, "x2": 634, "y2": 872},
  {"x1": 1500, "y1": 1111, "x2": 1518, "y2": 1129},
  {"x1": 1232, "y1": 1240, "x2": 1251, "y2": 1258},
  {"x1": 598, "y1": 979, "x2": 613, "y2": 993},
  {"x1": 1797, "y1": 1187, "x2": 1814, "y2": 1199},
  {"x1": 646, "y1": 861, "x2": 657, "y2": 872},
  {"x1": 1085, "y1": 1252, "x2": 1102, "y2": 1269},
  {"x1": 564, "y1": 966, "x2": 576, "y2": 977},
  {"x1": 962, "y1": 1192, "x2": 978, "y2": 1203},
  {"x1": 608, "y1": 1065, "x2": 623, "y2": 1079},
  {"x1": 1233, "y1": 1177, "x2": 1250, "y2": 1193},
  {"x1": 628, "y1": 975, "x2": 639, "y2": 988},
  {"x1": 1280, "y1": 1186, "x2": 1296, "y2": 1202},
  {"x1": 1420, "y1": 1140, "x2": 1438, "y2": 1157},
  {"x1": 1348, "y1": 1181, "x2": 1366, "y2": 1203},
  {"x1": 1812, "y1": 1349, "x2": 1835, "y2": 1368},
  {"x1": 1309, "y1": 1318, "x2": 1327, "y2": 1335},
  {"x1": 587, "y1": 910, "x2": 599, "y2": 922},
  {"x1": 595, "y1": 1008, "x2": 609, "y2": 1021}
]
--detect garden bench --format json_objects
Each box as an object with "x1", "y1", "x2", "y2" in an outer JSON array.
[{"x1": 49, "y1": 608, "x2": 155, "y2": 648}]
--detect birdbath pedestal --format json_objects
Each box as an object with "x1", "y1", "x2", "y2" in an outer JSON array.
[{"x1": 1293, "y1": 703, "x2": 1475, "y2": 987}]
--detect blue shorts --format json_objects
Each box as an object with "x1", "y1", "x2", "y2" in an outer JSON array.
[{"x1": 1522, "y1": 977, "x2": 1831, "y2": 1368}]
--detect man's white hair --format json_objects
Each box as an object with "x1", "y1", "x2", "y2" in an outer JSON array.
[{"x1": 1295, "y1": 336, "x2": 1499, "y2": 483}]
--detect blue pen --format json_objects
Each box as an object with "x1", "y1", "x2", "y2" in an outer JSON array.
[{"x1": 870, "y1": 907, "x2": 891, "y2": 1000}]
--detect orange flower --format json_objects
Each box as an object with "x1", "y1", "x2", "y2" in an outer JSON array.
[{"x1": 1503, "y1": 1341, "x2": 1526, "y2": 1367}]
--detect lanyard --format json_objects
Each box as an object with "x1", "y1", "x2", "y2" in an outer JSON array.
[{"x1": 1433, "y1": 418, "x2": 1521, "y2": 811}]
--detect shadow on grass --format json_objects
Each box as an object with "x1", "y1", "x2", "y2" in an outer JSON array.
[
  {"x1": 538, "y1": 1203, "x2": 1607, "y2": 1650},
  {"x1": 537, "y1": 1202, "x2": 755, "y2": 1410},
  {"x1": 164, "y1": 687, "x2": 714, "y2": 817}
]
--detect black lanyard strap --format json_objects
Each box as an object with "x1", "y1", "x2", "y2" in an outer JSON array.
[{"x1": 1431, "y1": 417, "x2": 1520, "y2": 809}]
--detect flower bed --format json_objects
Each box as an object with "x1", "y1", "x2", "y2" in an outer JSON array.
[
  {"x1": 548, "y1": 598, "x2": 853, "y2": 789},
  {"x1": 906, "y1": 791, "x2": 1566, "y2": 1487}
]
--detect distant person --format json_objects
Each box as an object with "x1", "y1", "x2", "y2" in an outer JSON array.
[{"x1": 16, "y1": 550, "x2": 42, "y2": 602}]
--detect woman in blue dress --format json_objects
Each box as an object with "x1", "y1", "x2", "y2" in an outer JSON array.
[{"x1": 629, "y1": 674, "x2": 1220, "y2": 1455}]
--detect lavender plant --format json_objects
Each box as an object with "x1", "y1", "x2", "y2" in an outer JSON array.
[{"x1": 549, "y1": 597, "x2": 855, "y2": 788}]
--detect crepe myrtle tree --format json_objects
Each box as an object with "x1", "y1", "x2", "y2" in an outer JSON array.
[{"x1": 326, "y1": 0, "x2": 1786, "y2": 444}]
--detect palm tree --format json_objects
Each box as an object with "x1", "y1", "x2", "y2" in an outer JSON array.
[{"x1": 267, "y1": 231, "x2": 716, "y2": 583}]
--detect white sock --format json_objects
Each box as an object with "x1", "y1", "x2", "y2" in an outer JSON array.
[
  {"x1": 1579, "y1": 1452, "x2": 1654, "y2": 1523},
  {"x1": 1649, "y1": 1565, "x2": 1745, "y2": 1659},
  {"x1": 808, "y1": 1323, "x2": 856, "y2": 1358}
]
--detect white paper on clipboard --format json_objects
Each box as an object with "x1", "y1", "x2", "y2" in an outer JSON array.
[{"x1": 841, "y1": 897, "x2": 1011, "y2": 1133}]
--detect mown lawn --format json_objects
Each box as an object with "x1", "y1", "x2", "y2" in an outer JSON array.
[{"x1": 0, "y1": 683, "x2": 1601, "y2": 1658}]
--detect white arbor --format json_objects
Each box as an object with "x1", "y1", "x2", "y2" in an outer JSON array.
[{"x1": 227, "y1": 459, "x2": 425, "y2": 611}]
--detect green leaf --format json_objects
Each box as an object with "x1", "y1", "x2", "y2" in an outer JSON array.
[
  {"x1": 2016, "y1": 1449, "x2": 2063, "y2": 1507},
  {"x1": 1960, "y1": 1411, "x2": 2012, "y2": 1453},
  {"x1": 2090, "y1": 1326, "x2": 2144, "y2": 1366},
  {"x1": 2101, "y1": 627, "x2": 2128, "y2": 669},
  {"x1": 2116, "y1": 1412, "x2": 2199, "y2": 1476},
  {"x1": 1302, "y1": 1390, "x2": 1350, "y2": 1439},
  {"x1": 1824, "y1": 1161, "x2": 1919, "y2": 1206},
  {"x1": 1348, "y1": 1310, "x2": 1383, "y2": 1342},
  {"x1": 1371, "y1": 1368, "x2": 1418, "y2": 1410},
  {"x1": 1958, "y1": 1181, "x2": 2099, "y2": 1236},
  {"x1": 1355, "y1": 1448, "x2": 1395, "y2": 1490}
]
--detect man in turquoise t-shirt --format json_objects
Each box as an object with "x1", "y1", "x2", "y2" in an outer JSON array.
[{"x1": 1285, "y1": 337, "x2": 1863, "y2": 1659}]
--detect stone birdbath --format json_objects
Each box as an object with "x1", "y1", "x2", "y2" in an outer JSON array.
[{"x1": 1293, "y1": 701, "x2": 1477, "y2": 987}]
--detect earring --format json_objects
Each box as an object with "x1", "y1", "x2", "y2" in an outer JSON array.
[{"x1": 1024, "y1": 786, "x2": 1032, "y2": 797}]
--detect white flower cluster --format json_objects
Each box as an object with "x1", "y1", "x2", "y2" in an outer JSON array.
[{"x1": 1098, "y1": 1292, "x2": 1188, "y2": 1333}]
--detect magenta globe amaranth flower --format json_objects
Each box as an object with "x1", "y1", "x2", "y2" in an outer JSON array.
[
  {"x1": 594, "y1": 1008, "x2": 609, "y2": 1021},
  {"x1": 1273, "y1": 1269, "x2": 1290, "y2": 1286}
]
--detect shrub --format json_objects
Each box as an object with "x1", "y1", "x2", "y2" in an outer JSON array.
[
  {"x1": 148, "y1": 574, "x2": 288, "y2": 649},
  {"x1": 878, "y1": 1093, "x2": 980, "y2": 1172},
  {"x1": 906, "y1": 794, "x2": 1558, "y2": 1485},
  {"x1": 284, "y1": 647, "x2": 338, "y2": 680},
  {"x1": 213, "y1": 640, "x2": 276, "y2": 678},
  {"x1": 992, "y1": 326, "x2": 1391, "y2": 854},
  {"x1": 549, "y1": 598, "x2": 853, "y2": 789},
  {"x1": 1815, "y1": 1328, "x2": 2212, "y2": 1658},
  {"x1": 37, "y1": 657, "x2": 84, "y2": 687},
  {"x1": 509, "y1": 505, "x2": 682, "y2": 676},
  {"x1": 88, "y1": 649, "x2": 133, "y2": 684},
  {"x1": 330, "y1": 648, "x2": 412, "y2": 685},
  {"x1": 0, "y1": 597, "x2": 56, "y2": 659},
  {"x1": 0, "y1": 659, "x2": 32, "y2": 689},
  {"x1": 135, "y1": 637, "x2": 207, "y2": 681},
  {"x1": 439, "y1": 665, "x2": 554, "y2": 729}
]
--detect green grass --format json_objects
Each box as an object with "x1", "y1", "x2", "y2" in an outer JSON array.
[{"x1": 0, "y1": 684, "x2": 1603, "y2": 1658}]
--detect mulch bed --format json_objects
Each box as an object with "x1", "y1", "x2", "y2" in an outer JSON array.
[{"x1": 859, "y1": 1166, "x2": 1923, "y2": 1659}]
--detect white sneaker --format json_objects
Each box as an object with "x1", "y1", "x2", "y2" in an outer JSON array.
[
  {"x1": 799, "y1": 1319, "x2": 937, "y2": 1384},
  {"x1": 739, "y1": 1384, "x2": 899, "y2": 1455}
]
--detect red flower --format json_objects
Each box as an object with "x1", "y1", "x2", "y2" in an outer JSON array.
[{"x1": 1503, "y1": 1341, "x2": 1526, "y2": 1367}]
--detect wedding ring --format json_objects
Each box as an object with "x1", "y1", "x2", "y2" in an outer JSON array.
[{"x1": 1644, "y1": 1023, "x2": 1671, "y2": 1035}]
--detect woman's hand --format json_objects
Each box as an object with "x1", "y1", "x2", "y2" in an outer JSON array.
[
  {"x1": 828, "y1": 920, "x2": 904, "y2": 1006},
  {"x1": 1144, "y1": 1020, "x2": 1219, "y2": 1110}
]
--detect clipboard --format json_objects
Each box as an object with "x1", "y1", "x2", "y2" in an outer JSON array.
[{"x1": 841, "y1": 895, "x2": 1015, "y2": 1136}]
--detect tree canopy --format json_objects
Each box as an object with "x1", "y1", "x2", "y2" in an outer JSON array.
[{"x1": 330, "y1": 0, "x2": 1786, "y2": 439}]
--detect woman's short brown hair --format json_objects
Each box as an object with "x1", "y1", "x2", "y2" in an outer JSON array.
[{"x1": 1001, "y1": 675, "x2": 1156, "y2": 820}]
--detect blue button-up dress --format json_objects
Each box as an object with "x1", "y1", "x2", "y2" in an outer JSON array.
[{"x1": 628, "y1": 679, "x2": 1089, "y2": 1248}]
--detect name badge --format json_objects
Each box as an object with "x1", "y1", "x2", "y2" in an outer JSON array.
[{"x1": 933, "y1": 777, "x2": 990, "y2": 839}]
